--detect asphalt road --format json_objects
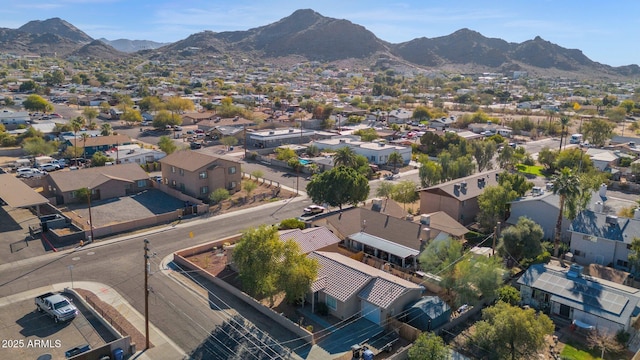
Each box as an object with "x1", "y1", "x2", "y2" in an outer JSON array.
[{"x1": 0, "y1": 199, "x2": 309, "y2": 356}]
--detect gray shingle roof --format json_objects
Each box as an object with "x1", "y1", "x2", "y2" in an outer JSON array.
[
  {"x1": 569, "y1": 210, "x2": 640, "y2": 244},
  {"x1": 48, "y1": 163, "x2": 148, "y2": 192},
  {"x1": 278, "y1": 227, "x2": 341, "y2": 254},
  {"x1": 420, "y1": 169, "x2": 500, "y2": 201}
]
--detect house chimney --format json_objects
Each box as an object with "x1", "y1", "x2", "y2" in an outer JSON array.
[
  {"x1": 371, "y1": 198, "x2": 383, "y2": 212},
  {"x1": 420, "y1": 214, "x2": 431, "y2": 226},
  {"x1": 422, "y1": 227, "x2": 431, "y2": 241},
  {"x1": 599, "y1": 183, "x2": 607, "y2": 198},
  {"x1": 594, "y1": 201, "x2": 604, "y2": 213}
]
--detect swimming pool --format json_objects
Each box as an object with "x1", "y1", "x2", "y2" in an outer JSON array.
[{"x1": 299, "y1": 159, "x2": 311, "y2": 165}]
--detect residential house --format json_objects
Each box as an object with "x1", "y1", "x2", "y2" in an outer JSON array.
[
  {"x1": 307, "y1": 251, "x2": 423, "y2": 325},
  {"x1": 248, "y1": 128, "x2": 332, "y2": 149},
  {"x1": 209, "y1": 126, "x2": 244, "y2": 142},
  {"x1": 311, "y1": 137, "x2": 411, "y2": 166},
  {"x1": 386, "y1": 109, "x2": 413, "y2": 124},
  {"x1": 159, "y1": 150, "x2": 241, "y2": 200},
  {"x1": 63, "y1": 134, "x2": 132, "y2": 157},
  {"x1": 568, "y1": 210, "x2": 640, "y2": 272},
  {"x1": 518, "y1": 263, "x2": 640, "y2": 333},
  {"x1": 104, "y1": 144, "x2": 166, "y2": 165},
  {"x1": 429, "y1": 117, "x2": 456, "y2": 130},
  {"x1": 43, "y1": 163, "x2": 150, "y2": 205},
  {"x1": 279, "y1": 226, "x2": 342, "y2": 254},
  {"x1": 507, "y1": 190, "x2": 570, "y2": 241},
  {"x1": 0, "y1": 110, "x2": 30, "y2": 126},
  {"x1": 419, "y1": 170, "x2": 501, "y2": 225},
  {"x1": 585, "y1": 148, "x2": 628, "y2": 172},
  {"x1": 311, "y1": 202, "x2": 467, "y2": 269}
]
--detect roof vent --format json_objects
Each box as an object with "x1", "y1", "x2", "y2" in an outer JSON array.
[
  {"x1": 460, "y1": 181, "x2": 467, "y2": 189},
  {"x1": 289, "y1": 129, "x2": 294, "y2": 133},
  {"x1": 268, "y1": 131, "x2": 275, "y2": 135},
  {"x1": 420, "y1": 214, "x2": 431, "y2": 225},
  {"x1": 567, "y1": 264, "x2": 583, "y2": 278},
  {"x1": 606, "y1": 215, "x2": 618, "y2": 226}
]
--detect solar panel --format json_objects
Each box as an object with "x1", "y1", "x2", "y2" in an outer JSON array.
[{"x1": 534, "y1": 272, "x2": 628, "y2": 315}]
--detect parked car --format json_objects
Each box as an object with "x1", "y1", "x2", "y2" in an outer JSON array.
[
  {"x1": 38, "y1": 163, "x2": 60, "y2": 172},
  {"x1": 23, "y1": 169, "x2": 47, "y2": 178},
  {"x1": 16, "y1": 167, "x2": 35, "y2": 177},
  {"x1": 35, "y1": 292, "x2": 78, "y2": 323},
  {"x1": 303, "y1": 205, "x2": 326, "y2": 215},
  {"x1": 173, "y1": 125, "x2": 183, "y2": 131}
]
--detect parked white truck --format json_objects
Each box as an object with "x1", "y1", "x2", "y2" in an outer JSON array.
[{"x1": 35, "y1": 292, "x2": 78, "y2": 323}]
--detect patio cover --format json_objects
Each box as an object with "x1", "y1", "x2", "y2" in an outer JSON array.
[{"x1": 0, "y1": 174, "x2": 48, "y2": 208}]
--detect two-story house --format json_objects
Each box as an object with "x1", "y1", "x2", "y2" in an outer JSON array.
[
  {"x1": 159, "y1": 150, "x2": 241, "y2": 200},
  {"x1": 419, "y1": 170, "x2": 501, "y2": 225},
  {"x1": 569, "y1": 210, "x2": 640, "y2": 273}
]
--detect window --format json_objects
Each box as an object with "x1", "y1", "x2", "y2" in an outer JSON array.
[
  {"x1": 171, "y1": 180, "x2": 177, "y2": 187},
  {"x1": 617, "y1": 259, "x2": 629, "y2": 268},
  {"x1": 228, "y1": 166, "x2": 236, "y2": 174},
  {"x1": 179, "y1": 183, "x2": 185, "y2": 191},
  {"x1": 200, "y1": 186, "x2": 209, "y2": 194},
  {"x1": 137, "y1": 180, "x2": 146, "y2": 187},
  {"x1": 70, "y1": 191, "x2": 77, "y2": 198},
  {"x1": 229, "y1": 181, "x2": 237, "y2": 189},
  {"x1": 199, "y1": 171, "x2": 207, "y2": 179},
  {"x1": 325, "y1": 295, "x2": 337, "y2": 310},
  {"x1": 171, "y1": 166, "x2": 176, "y2": 173},
  {"x1": 179, "y1": 168, "x2": 184, "y2": 176}
]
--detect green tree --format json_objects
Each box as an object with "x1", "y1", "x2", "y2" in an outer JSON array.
[
  {"x1": 477, "y1": 185, "x2": 518, "y2": 232},
  {"x1": 387, "y1": 151, "x2": 404, "y2": 173},
  {"x1": 408, "y1": 332, "x2": 448, "y2": 360},
  {"x1": 498, "y1": 172, "x2": 533, "y2": 197},
  {"x1": 275, "y1": 147, "x2": 297, "y2": 161},
  {"x1": 551, "y1": 168, "x2": 581, "y2": 257},
  {"x1": 496, "y1": 285, "x2": 521, "y2": 306},
  {"x1": 277, "y1": 240, "x2": 319, "y2": 303},
  {"x1": 306, "y1": 166, "x2": 369, "y2": 210},
  {"x1": 555, "y1": 148, "x2": 593, "y2": 173},
  {"x1": 497, "y1": 144, "x2": 517, "y2": 170},
  {"x1": 22, "y1": 137, "x2": 57, "y2": 156},
  {"x1": 165, "y1": 96, "x2": 195, "y2": 116},
  {"x1": 418, "y1": 160, "x2": 443, "y2": 187},
  {"x1": 454, "y1": 255, "x2": 504, "y2": 305},
  {"x1": 22, "y1": 94, "x2": 53, "y2": 113},
  {"x1": 499, "y1": 216, "x2": 544, "y2": 262},
  {"x1": 221, "y1": 136, "x2": 238, "y2": 150},
  {"x1": 472, "y1": 140, "x2": 496, "y2": 172},
  {"x1": 391, "y1": 180, "x2": 419, "y2": 212},
  {"x1": 473, "y1": 302, "x2": 554, "y2": 360},
  {"x1": 559, "y1": 116, "x2": 570, "y2": 150},
  {"x1": 209, "y1": 188, "x2": 230, "y2": 204},
  {"x1": 121, "y1": 108, "x2": 142, "y2": 126},
  {"x1": 628, "y1": 237, "x2": 640, "y2": 276},
  {"x1": 82, "y1": 107, "x2": 99, "y2": 124},
  {"x1": 278, "y1": 218, "x2": 306, "y2": 230},
  {"x1": 152, "y1": 110, "x2": 182, "y2": 128},
  {"x1": 375, "y1": 181, "x2": 395, "y2": 202},
  {"x1": 412, "y1": 106, "x2": 432, "y2": 121},
  {"x1": 158, "y1": 136, "x2": 177, "y2": 155},
  {"x1": 243, "y1": 180, "x2": 257, "y2": 198},
  {"x1": 419, "y1": 238, "x2": 463, "y2": 293},
  {"x1": 138, "y1": 96, "x2": 163, "y2": 112},
  {"x1": 100, "y1": 123, "x2": 112, "y2": 136},
  {"x1": 91, "y1": 151, "x2": 114, "y2": 167},
  {"x1": 353, "y1": 128, "x2": 379, "y2": 141},
  {"x1": 536, "y1": 147, "x2": 557, "y2": 171},
  {"x1": 582, "y1": 118, "x2": 615, "y2": 147},
  {"x1": 333, "y1": 146, "x2": 358, "y2": 167},
  {"x1": 80, "y1": 133, "x2": 90, "y2": 159}
]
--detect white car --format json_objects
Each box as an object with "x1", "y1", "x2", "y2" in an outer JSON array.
[
  {"x1": 303, "y1": 205, "x2": 326, "y2": 215},
  {"x1": 21, "y1": 169, "x2": 47, "y2": 178},
  {"x1": 39, "y1": 163, "x2": 60, "y2": 172},
  {"x1": 16, "y1": 167, "x2": 35, "y2": 177}
]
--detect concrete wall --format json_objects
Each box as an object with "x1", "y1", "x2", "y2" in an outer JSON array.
[
  {"x1": 89, "y1": 211, "x2": 179, "y2": 239},
  {"x1": 570, "y1": 233, "x2": 630, "y2": 267},
  {"x1": 172, "y1": 251, "x2": 314, "y2": 345}
]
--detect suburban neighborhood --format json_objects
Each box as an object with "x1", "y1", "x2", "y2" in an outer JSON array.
[{"x1": 1, "y1": 7, "x2": 640, "y2": 360}]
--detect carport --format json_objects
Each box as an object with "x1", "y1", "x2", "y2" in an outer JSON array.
[{"x1": 0, "y1": 174, "x2": 49, "y2": 215}]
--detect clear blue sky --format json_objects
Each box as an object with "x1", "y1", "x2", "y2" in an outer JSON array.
[{"x1": 1, "y1": 0, "x2": 638, "y2": 67}]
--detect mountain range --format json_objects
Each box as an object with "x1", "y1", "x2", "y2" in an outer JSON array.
[{"x1": 1, "y1": 10, "x2": 638, "y2": 78}]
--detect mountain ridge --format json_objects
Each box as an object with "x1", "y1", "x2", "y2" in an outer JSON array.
[{"x1": 1, "y1": 10, "x2": 638, "y2": 78}]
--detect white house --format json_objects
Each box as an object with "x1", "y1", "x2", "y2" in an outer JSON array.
[
  {"x1": 311, "y1": 137, "x2": 411, "y2": 166},
  {"x1": 0, "y1": 110, "x2": 30, "y2": 125},
  {"x1": 104, "y1": 144, "x2": 166, "y2": 165}
]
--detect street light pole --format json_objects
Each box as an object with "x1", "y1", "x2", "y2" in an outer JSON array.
[
  {"x1": 143, "y1": 239, "x2": 150, "y2": 350},
  {"x1": 87, "y1": 188, "x2": 94, "y2": 243}
]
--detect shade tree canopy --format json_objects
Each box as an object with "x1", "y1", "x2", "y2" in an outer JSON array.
[{"x1": 306, "y1": 166, "x2": 369, "y2": 210}]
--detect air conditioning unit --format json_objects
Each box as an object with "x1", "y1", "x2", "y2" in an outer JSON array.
[{"x1": 606, "y1": 215, "x2": 618, "y2": 225}]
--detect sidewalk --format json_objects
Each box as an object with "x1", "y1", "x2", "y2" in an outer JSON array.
[{"x1": 0, "y1": 281, "x2": 187, "y2": 360}]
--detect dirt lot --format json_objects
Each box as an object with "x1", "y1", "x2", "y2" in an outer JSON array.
[{"x1": 209, "y1": 178, "x2": 296, "y2": 216}]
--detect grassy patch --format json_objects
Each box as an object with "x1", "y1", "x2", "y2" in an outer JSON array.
[
  {"x1": 560, "y1": 342, "x2": 598, "y2": 360},
  {"x1": 517, "y1": 164, "x2": 545, "y2": 176}
]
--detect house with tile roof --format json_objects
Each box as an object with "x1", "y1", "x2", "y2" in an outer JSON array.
[
  {"x1": 569, "y1": 210, "x2": 640, "y2": 273},
  {"x1": 419, "y1": 170, "x2": 501, "y2": 225},
  {"x1": 62, "y1": 134, "x2": 133, "y2": 157},
  {"x1": 159, "y1": 150, "x2": 241, "y2": 200},
  {"x1": 278, "y1": 227, "x2": 341, "y2": 254},
  {"x1": 311, "y1": 203, "x2": 467, "y2": 269},
  {"x1": 43, "y1": 163, "x2": 149, "y2": 204},
  {"x1": 518, "y1": 263, "x2": 640, "y2": 333},
  {"x1": 307, "y1": 251, "x2": 423, "y2": 325}
]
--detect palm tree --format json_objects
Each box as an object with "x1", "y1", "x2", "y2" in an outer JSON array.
[
  {"x1": 551, "y1": 168, "x2": 581, "y2": 257},
  {"x1": 100, "y1": 123, "x2": 112, "y2": 136},
  {"x1": 80, "y1": 133, "x2": 90, "y2": 160},
  {"x1": 559, "y1": 116, "x2": 570, "y2": 150},
  {"x1": 333, "y1": 146, "x2": 357, "y2": 168},
  {"x1": 387, "y1": 151, "x2": 404, "y2": 173}
]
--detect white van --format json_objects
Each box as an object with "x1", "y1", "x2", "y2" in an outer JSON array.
[
  {"x1": 11, "y1": 159, "x2": 31, "y2": 169},
  {"x1": 570, "y1": 134, "x2": 583, "y2": 144}
]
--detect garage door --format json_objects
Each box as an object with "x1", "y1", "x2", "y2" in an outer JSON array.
[{"x1": 362, "y1": 301, "x2": 381, "y2": 325}]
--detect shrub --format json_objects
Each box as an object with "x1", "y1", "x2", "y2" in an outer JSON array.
[
  {"x1": 248, "y1": 151, "x2": 258, "y2": 160},
  {"x1": 616, "y1": 330, "x2": 631, "y2": 345},
  {"x1": 279, "y1": 218, "x2": 306, "y2": 230}
]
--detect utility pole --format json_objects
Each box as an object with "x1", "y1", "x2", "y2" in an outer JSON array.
[
  {"x1": 492, "y1": 222, "x2": 501, "y2": 257},
  {"x1": 143, "y1": 239, "x2": 150, "y2": 350},
  {"x1": 87, "y1": 188, "x2": 94, "y2": 243}
]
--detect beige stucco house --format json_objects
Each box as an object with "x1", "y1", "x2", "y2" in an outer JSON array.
[{"x1": 159, "y1": 150, "x2": 241, "y2": 201}]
